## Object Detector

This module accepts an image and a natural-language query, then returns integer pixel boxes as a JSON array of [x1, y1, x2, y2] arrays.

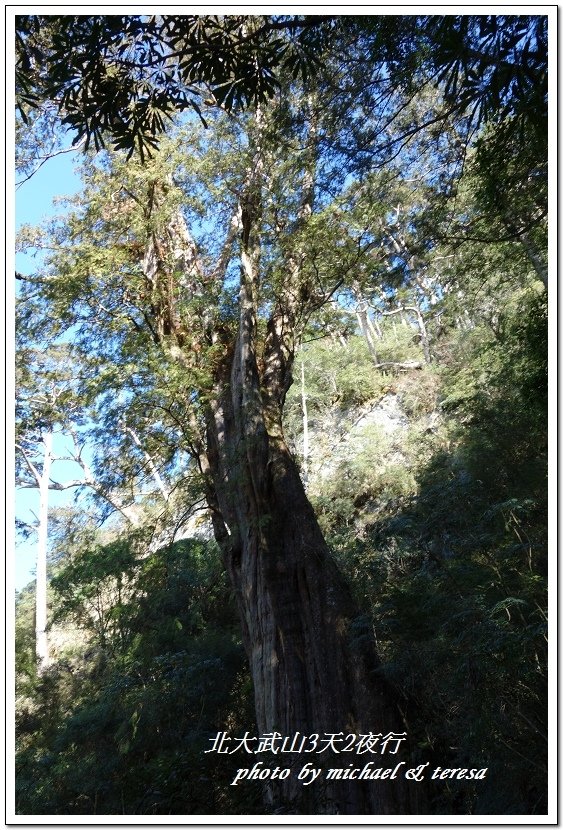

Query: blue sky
[[16, 149, 81, 265], [15, 146, 83, 591]]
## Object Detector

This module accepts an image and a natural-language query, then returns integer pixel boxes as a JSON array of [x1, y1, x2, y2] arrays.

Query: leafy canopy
[[15, 15, 336, 158], [16, 14, 547, 162]]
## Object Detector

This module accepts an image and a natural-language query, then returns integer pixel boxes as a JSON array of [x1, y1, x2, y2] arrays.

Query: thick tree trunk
[[203, 308, 416, 813], [206, 392, 415, 813]]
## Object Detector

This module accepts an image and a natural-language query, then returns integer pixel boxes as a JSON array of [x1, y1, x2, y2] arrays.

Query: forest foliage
[[14, 13, 548, 816]]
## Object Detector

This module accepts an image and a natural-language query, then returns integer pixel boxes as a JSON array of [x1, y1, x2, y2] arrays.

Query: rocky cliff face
[[283, 365, 444, 539], [311, 392, 410, 484]]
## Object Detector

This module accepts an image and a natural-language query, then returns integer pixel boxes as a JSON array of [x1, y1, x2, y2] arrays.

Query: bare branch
[[15, 271, 55, 285], [16, 137, 87, 189], [124, 425, 170, 502], [48, 478, 86, 490], [15, 442, 42, 486]]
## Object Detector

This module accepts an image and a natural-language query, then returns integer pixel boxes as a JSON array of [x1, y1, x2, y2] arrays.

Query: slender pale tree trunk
[[519, 231, 548, 289], [35, 430, 53, 674], [414, 306, 431, 364], [356, 304, 380, 364], [383, 305, 431, 364], [301, 359, 310, 486]]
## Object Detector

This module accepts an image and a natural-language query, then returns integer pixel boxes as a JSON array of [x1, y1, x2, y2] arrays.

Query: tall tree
[[14, 12, 547, 814], [19, 89, 423, 810]]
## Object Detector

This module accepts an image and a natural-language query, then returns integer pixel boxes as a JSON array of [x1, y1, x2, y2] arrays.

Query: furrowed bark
[[206, 330, 415, 813]]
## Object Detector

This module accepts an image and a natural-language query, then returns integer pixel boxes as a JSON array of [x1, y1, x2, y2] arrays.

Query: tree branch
[[15, 443, 42, 486], [15, 137, 87, 189]]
